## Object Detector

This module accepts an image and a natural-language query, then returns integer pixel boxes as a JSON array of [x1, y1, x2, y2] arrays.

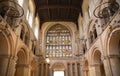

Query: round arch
[[52, 62, 66, 71], [105, 27, 120, 76], [92, 50, 101, 64], [15, 45, 29, 63], [14, 47, 29, 76], [90, 47, 101, 64], [91, 50, 106, 76], [51, 62, 66, 76], [16, 49, 27, 64]]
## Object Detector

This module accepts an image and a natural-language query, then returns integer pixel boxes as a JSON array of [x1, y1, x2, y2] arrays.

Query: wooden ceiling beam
[[38, 5, 80, 11], [48, 8, 50, 20]]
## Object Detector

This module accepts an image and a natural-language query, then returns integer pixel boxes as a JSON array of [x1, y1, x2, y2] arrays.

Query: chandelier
[[93, 1, 119, 19], [0, 0, 24, 18]]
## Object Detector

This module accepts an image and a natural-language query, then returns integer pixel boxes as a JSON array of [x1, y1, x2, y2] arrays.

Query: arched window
[[24, 32, 29, 46], [20, 25, 25, 40], [46, 24, 72, 58], [90, 31, 93, 44], [93, 26, 97, 39], [83, 43, 87, 54]]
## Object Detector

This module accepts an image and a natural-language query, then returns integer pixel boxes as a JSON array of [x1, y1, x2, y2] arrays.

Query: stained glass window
[[46, 24, 72, 58]]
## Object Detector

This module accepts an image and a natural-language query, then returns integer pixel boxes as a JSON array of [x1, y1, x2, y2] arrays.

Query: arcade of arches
[[0, 0, 120, 76]]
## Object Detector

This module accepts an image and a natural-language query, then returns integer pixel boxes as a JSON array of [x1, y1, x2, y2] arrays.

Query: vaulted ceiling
[[34, 0, 83, 28]]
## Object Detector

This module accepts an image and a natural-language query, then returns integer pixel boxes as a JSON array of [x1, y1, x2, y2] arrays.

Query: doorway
[[54, 71, 64, 76]]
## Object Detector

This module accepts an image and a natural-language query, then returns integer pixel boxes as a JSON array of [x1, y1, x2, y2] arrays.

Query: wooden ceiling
[[34, 0, 83, 27]]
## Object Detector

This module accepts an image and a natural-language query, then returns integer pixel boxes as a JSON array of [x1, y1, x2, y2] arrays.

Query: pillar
[[45, 63, 47, 76], [102, 56, 112, 76], [7, 56, 17, 76], [41, 63, 43, 76], [66, 64, 68, 76], [85, 68, 89, 76], [94, 64, 102, 76], [0, 55, 10, 76], [70, 63, 73, 76], [102, 55, 120, 76], [80, 64, 83, 76], [75, 63, 78, 76], [33, 61, 39, 76]]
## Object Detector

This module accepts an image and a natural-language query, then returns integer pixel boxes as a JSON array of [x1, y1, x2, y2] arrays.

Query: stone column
[[46, 64, 48, 76], [34, 61, 39, 76], [70, 63, 73, 76], [84, 68, 89, 76], [94, 64, 102, 76], [7, 56, 17, 76], [41, 63, 43, 76], [102, 56, 112, 76], [109, 55, 120, 76], [90, 63, 106, 76], [66, 64, 68, 76], [80, 64, 82, 76], [0, 55, 10, 76], [75, 63, 78, 76]]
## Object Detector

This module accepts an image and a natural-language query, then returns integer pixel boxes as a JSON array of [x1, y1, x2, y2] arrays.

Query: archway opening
[[52, 63, 65, 76], [54, 71, 64, 76], [93, 50, 105, 76], [0, 32, 10, 75], [15, 50, 27, 76], [108, 30, 120, 76], [109, 30, 120, 55]]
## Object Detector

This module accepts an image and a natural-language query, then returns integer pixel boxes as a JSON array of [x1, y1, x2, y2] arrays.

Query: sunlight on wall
[[54, 71, 64, 76], [28, 13, 33, 27], [26, 9, 29, 21], [26, 0, 35, 28], [17, 0, 24, 6], [29, 0, 34, 12], [34, 16, 39, 39]]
